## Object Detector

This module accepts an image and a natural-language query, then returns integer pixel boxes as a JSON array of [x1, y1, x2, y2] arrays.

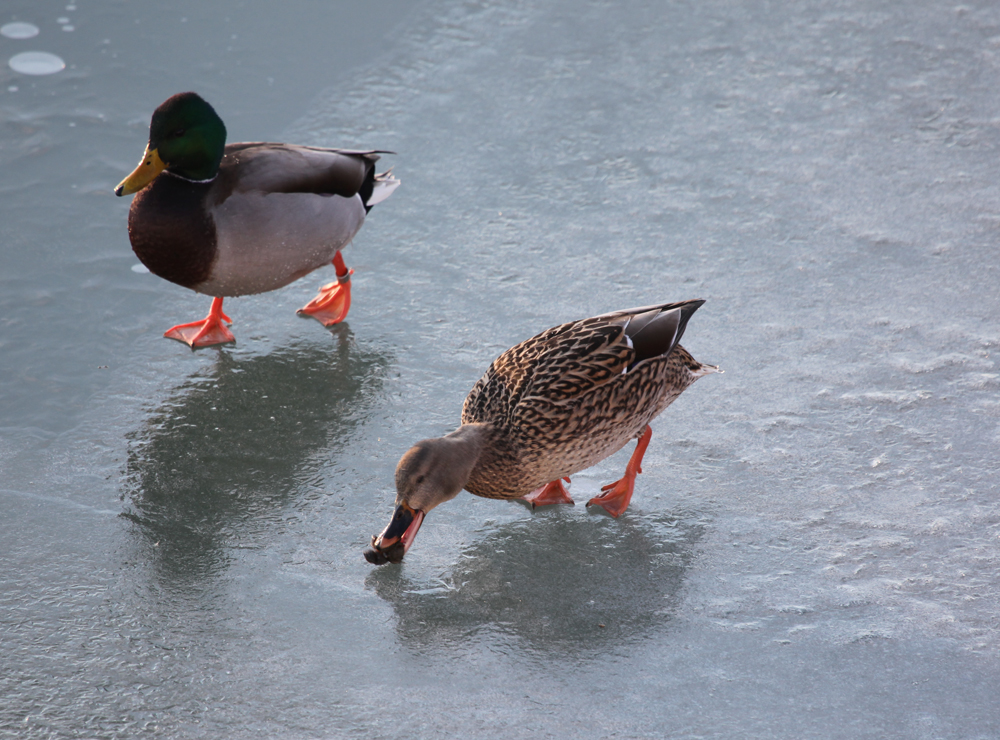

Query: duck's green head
[[115, 92, 227, 196]]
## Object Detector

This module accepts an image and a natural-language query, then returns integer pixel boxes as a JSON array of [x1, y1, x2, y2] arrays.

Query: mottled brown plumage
[[128, 175, 217, 289], [364, 299, 719, 564]]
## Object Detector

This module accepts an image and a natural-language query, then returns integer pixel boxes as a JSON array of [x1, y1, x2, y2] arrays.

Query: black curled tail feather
[[625, 299, 705, 370], [356, 152, 400, 213], [358, 159, 378, 212]]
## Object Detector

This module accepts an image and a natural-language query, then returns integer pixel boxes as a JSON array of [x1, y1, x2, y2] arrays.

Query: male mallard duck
[[364, 299, 719, 564], [115, 92, 399, 347]]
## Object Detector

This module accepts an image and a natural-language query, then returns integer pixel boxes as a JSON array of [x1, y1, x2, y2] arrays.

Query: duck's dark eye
[[172, 128, 186, 138], [414, 474, 426, 486]]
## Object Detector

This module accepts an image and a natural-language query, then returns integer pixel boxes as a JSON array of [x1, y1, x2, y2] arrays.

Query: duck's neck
[[439, 423, 493, 477], [437, 423, 493, 493]]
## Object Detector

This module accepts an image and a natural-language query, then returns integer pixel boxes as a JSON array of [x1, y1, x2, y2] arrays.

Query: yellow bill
[[114, 144, 167, 196]]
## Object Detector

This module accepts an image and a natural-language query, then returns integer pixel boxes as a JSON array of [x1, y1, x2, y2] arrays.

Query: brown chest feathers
[[128, 174, 217, 289]]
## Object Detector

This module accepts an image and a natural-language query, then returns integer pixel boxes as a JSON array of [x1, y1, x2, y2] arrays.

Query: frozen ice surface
[[294, 0, 1000, 646], [2, 0, 1000, 738]]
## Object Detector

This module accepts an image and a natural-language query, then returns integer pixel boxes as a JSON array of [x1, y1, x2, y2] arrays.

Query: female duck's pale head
[[115, 92, 227, 196], [364, 425, 489, 565]]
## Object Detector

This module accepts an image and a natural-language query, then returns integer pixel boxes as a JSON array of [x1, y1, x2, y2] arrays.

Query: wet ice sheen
[[2, 0, 1000, 738]]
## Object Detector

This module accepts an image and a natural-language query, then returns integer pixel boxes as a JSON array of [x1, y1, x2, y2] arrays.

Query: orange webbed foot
[[164, 297, 235, 348], [585, 425, 653, 518], [299, 251, 353, 326], [586, 476, 636, 518], [298, 270, 353, 326], [522, 477, 574, 509]]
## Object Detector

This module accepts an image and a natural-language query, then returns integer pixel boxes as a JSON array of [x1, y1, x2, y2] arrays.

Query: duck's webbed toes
[[298, 270, 353, 326]]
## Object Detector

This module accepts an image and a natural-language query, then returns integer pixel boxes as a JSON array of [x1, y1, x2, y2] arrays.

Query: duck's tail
[[362, 167, 400, 212], [693, 362, 722, 377]]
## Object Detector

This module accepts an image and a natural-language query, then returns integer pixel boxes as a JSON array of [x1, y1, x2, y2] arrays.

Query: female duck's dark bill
[[363, 503, 424, 565], [363, 539, 405, 565]]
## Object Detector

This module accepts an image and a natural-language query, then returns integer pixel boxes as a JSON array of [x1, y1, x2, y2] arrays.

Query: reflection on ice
[[121, 329, 390, 587], [367, 512, 704, 657]]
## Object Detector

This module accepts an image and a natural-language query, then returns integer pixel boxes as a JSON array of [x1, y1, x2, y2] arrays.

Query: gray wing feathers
[[222, 143, 374, 197]]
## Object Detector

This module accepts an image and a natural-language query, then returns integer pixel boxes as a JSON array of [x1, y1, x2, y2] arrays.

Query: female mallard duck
[[364, 299, 719, 564], [115, 92, 399, 347]]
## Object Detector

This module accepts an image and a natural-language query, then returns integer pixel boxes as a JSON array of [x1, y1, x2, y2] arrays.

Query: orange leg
[[522, 477, 574, 508], [163, 296, 235, 348], [297, 250, 353, 326], [586, 425, 653, 517]]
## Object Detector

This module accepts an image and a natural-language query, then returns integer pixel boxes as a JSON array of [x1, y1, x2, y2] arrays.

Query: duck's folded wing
[[514, 317, 634, 403], [220, 142, 387, 198], [463, 300, 706, 424], [463, 316, 632, 426]]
